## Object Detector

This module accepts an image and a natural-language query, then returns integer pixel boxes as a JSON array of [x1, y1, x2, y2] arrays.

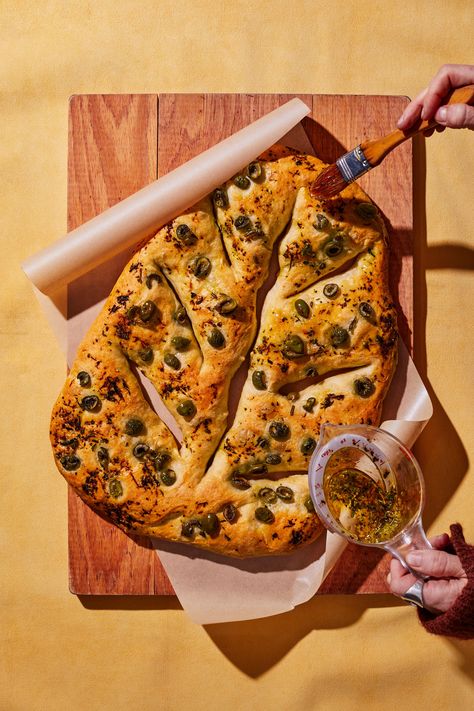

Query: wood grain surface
[[67, 93, 412, 596]]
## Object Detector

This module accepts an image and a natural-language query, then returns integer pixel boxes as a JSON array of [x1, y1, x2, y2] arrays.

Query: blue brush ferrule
[[336, 145, 371, 183]]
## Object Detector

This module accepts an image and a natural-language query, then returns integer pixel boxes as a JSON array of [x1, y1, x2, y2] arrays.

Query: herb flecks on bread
[[50, 148, 397, 557]]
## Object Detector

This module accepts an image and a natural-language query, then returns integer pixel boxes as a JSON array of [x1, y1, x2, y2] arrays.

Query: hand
[[387, 533, 468, 614], [398, 64, 474, 134]]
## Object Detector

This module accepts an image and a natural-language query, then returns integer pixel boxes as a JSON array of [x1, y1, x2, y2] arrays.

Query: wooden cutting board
[[67, 93, 412, 596]]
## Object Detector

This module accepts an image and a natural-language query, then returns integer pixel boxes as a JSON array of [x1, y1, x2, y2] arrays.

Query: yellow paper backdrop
[[1, 1, 473, 709]]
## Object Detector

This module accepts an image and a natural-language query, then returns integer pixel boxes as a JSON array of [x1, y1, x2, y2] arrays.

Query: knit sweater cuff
[[417, 524, 474, 640]]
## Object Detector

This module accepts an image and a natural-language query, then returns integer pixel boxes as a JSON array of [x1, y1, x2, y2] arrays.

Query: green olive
[[276, 486, 294, 502], [176, 223, 197, 245], [133, 442, 149, 459], [255, 506, 274, 524], [164, 353, 181, 370], [302, 241, 314, 258], [59, 437, 78, 449], [176, 223, 190, 238], [269, 421, 290, 441], [60, 454, 81, 471], [265, 452, 282, 465], [108, 479, 123, 498], [348, 317, 358, 333], [356, 202, 377, 220], [354, 377, 375, 398], [212, 188, 228, 208], [139, 301, 157, 322], [201, 513, 219, 535], [160, 469, 176, 486], [230, 475, 251, 490], [181, 520, 197, 538], [150, 450, 171, 471], [139, 347, 153, 363], [282, 334, 305, 359], [246, 228, 265, 240], [247, 162, 262, 180], [330, 325, 349, 347], [145, 273, 161, 288], [171, 336, 191, 352], [233, 463, 249, 477], [124, 418, 144, 436], [248, 463, 268, 477], [252, 370, 267, 390], [313, 213, 329, 230], [77, 371, 91, 387], [258, 487, 277, 504], [324, 236, 344, 258], [302, 397, 316, 413], [359, 301, 376, 322], [323, 283, 340, 299], [126, 306, 138, 322], [222, 503, 238, 523], [80, 395, 101, 412], [301, 437, 316, 455], [191, 256, 211, 279], [207, 328, 225, 349], [97, 446, 109, 469], [173, 306, 189, 326], [233, 175, 250, 189], [304, 495, 315, 513], [234, 215, 252, 232], [176, 400, 196, 418], [295, 299, 310, 319], [216, 296, 238, 315]]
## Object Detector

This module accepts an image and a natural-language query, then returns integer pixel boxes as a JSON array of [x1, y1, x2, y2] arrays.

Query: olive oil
[[324, 468, 408, 543]]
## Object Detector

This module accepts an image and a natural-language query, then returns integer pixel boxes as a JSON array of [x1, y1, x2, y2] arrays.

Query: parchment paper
[[23, 101, 432, 624]]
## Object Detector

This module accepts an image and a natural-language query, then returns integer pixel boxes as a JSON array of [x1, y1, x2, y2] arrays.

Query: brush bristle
[[309, 164, 348, 199]]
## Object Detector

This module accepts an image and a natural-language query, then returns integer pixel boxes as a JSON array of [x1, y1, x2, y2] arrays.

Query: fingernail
[[436, 106, 447, 123], [406, 552, 421, 566], [397, 112, 406, 128]]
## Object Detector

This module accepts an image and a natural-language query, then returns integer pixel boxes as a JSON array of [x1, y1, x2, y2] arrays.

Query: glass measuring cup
[[308, 424, 432, 577]]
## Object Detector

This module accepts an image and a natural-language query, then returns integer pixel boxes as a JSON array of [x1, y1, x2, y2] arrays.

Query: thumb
[[406, 549, 465, 579], [435, 103, 474, 130]]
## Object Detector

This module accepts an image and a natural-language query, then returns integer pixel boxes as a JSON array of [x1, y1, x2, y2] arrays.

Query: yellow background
[[2, 1, 473, 709]]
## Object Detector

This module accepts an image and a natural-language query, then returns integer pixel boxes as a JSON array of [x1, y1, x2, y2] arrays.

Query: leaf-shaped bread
[[50, 147, 398, 557]]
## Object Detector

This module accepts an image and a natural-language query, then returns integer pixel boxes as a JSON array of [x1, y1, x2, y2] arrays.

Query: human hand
[[387, 533, 468, 614], [398, 64, 474, 134]]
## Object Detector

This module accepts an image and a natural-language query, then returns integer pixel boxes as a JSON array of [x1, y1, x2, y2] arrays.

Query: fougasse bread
[[50, 146, 398, 557]]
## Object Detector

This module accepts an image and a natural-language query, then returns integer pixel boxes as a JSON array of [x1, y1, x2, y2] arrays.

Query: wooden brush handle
[[361, 84, 474, 166]]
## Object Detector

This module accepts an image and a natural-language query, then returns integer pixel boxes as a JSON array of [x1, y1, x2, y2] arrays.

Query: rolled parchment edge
[[22, 98, 311, 294]]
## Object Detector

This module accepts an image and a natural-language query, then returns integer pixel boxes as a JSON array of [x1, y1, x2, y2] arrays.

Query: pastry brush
[[310, 84, 474, 199]]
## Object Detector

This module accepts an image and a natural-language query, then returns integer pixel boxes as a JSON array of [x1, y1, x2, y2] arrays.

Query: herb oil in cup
[[309, 425, 431, 569], [324, 468, 408, 544]]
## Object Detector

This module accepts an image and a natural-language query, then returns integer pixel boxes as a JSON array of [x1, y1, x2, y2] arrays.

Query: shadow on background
[[79, 594, 182, 612], [203, 594, 403, 677], [410, 135, 469, 530], [425, 243, 474, 270]]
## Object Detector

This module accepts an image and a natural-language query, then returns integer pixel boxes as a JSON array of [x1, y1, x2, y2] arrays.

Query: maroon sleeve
[[417, 524, 474, 639]]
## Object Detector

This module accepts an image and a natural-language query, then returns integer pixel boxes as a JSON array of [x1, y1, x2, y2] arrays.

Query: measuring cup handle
[[384, 520, 433, 580]]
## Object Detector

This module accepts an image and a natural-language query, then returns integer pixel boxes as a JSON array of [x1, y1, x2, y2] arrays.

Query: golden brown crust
[[50, 148, 398, 557]]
